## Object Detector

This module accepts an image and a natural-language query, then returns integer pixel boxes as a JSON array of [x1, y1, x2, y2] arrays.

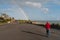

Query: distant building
[[0, 13, 11, 20], [0, 13, 15, 23]]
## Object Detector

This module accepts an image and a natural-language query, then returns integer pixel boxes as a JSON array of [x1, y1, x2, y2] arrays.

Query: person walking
[[45, 22, 51, 37]]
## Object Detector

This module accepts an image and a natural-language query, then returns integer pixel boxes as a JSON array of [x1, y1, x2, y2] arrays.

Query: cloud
[[42, 8, 49, 13], [25, 1, 42, 8], [2, 0, 49, 13], [24, 1, 49, 13], [53, 0, 60, 5], [1, 0, 60, 15], [0, 0, 60, 5], [44, 0, 60, 5], [0, 0, 49, 14]]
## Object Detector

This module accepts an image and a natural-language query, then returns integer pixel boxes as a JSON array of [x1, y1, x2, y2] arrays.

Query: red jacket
[[45, 22, 51, 30]]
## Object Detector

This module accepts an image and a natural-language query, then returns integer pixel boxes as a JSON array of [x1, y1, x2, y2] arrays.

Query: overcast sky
[[0, 0, 60, 20]]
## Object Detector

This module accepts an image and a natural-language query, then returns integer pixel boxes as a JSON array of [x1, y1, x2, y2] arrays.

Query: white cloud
[[25, 1, 49, 13], [1, 0, 60, 17], [0, 0, 50, 14], [41, 8, 49, 13], [0, 0, 60, 5], [25, 1, 42, 8]]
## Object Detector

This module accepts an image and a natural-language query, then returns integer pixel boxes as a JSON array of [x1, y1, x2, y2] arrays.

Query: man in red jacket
[[45, 22, 51, 37]]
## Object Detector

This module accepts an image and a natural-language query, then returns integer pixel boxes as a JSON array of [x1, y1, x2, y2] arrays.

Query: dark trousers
[[46, 29, 50, 37]]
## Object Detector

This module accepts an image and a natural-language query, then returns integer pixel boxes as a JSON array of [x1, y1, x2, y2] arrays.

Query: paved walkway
[[0, 24, 60, 40]]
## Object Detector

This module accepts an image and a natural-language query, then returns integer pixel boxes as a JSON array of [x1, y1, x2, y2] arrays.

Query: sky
[[0, 0, 60, 20]]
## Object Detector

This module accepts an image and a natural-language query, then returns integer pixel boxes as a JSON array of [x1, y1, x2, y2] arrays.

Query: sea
[[32, 20, 60, 24]]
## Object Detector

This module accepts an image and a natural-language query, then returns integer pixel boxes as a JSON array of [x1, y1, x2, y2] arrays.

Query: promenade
[[0, 23, 60, 40]]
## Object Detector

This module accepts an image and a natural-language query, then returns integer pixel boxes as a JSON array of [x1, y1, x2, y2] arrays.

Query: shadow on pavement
[[22, 30, 47, 37]]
